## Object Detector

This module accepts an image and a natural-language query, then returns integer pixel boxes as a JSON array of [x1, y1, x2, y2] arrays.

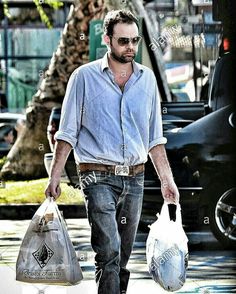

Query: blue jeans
[[80, 171, 144, 294]]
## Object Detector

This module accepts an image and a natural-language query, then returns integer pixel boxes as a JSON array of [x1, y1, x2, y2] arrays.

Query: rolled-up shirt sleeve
[[55, 69, 83, 148], [148, 77, 167, 151]]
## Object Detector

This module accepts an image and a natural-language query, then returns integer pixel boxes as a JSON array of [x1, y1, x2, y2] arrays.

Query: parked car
[[0, 112, 26, 158], [44, 52, 236, 248]]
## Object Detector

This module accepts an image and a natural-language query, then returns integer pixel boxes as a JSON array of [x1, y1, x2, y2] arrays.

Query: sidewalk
[[1, 266, 235, 294], [0, 219, 235, 294], [0, 203, 87, 220]]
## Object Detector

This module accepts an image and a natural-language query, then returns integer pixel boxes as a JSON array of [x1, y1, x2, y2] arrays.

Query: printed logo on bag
[[32, 242, 54, 268], [150, 244, 180, 271]]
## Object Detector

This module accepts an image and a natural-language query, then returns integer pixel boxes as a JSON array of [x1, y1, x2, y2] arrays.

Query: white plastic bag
[[16, 197, 83, 285], [146, 202, 188, 292]]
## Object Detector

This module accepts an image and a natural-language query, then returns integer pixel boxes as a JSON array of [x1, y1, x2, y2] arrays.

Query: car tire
[[209, 187, 236, 249]]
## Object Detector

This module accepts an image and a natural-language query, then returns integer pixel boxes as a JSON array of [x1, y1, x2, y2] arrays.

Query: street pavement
[[0, 219, 235, 294]]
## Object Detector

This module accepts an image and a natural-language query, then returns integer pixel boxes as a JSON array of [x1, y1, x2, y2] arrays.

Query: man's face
[[4, 130, 14, 144], [106, 22, 140, 64]]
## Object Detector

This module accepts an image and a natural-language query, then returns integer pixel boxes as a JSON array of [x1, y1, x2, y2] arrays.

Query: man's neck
[[107, 52, 133, 76]]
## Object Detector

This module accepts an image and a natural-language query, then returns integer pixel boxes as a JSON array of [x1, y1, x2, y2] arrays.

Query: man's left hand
[[161, 178, 179, 204]]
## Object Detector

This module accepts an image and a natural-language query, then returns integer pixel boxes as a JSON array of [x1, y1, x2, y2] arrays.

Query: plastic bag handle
[[36, 197, 55, 232], [46, 195, 54, 202], [39, 197, 53, 219], [49, 196, 54, 200], [175, 203, 182, 225], [161, 202, 182, 225], [160, 202, 170, 222]]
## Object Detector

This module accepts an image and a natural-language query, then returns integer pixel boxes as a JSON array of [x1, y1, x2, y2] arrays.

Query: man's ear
[[103, 34, 110, 46]]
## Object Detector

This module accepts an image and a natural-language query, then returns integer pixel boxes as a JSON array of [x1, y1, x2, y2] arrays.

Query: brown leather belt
[[79, 163, 144, 176]]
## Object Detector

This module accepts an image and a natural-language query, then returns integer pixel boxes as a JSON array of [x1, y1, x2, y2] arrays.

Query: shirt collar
[[101, 52, 143, 76]]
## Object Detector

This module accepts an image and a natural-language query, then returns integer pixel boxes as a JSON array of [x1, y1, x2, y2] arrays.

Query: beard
[[110, 48, 136, 64]]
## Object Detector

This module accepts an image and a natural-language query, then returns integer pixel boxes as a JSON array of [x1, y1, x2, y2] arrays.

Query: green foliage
[[0, 178, 83, 204], [3, 0, 64, 29], [34, 0, 64, 28], [33, 0, 53, 29], [3, 0, 11, 18], [164, 18, 179, 27], [44, 0, 64, 10], [0, 156, 7, 170]]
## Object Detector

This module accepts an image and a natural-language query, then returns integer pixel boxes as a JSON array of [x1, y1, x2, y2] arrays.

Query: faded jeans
[[80, 171, 144, 294]]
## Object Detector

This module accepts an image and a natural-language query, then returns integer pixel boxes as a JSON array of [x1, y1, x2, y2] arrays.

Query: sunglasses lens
[[132, 37, 141, 45], [116, 36, 142, 46], [118, 38, 130, 46]]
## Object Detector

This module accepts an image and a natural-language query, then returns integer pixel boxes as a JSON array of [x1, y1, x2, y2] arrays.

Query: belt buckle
[[115, 165, 129, 176]]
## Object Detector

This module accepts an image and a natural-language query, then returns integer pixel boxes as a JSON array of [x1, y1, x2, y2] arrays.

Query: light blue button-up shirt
[[55, 53, 167, 165]]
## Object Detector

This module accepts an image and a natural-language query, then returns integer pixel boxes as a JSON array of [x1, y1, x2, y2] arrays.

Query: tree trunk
[[1, 0, 106, 180]]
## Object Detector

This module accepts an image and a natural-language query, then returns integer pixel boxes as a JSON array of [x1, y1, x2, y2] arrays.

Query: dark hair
[[3, 126, 17, 140], [103, 10, 139, 36], [3, 126, 13, 137]]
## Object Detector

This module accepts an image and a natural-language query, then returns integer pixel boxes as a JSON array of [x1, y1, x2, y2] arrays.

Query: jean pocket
[[135, 173, 145, 186]]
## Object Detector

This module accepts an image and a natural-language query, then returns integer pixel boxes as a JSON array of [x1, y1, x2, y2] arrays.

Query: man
[[3, 127, 16, 144], [45, 10, 179, 294]]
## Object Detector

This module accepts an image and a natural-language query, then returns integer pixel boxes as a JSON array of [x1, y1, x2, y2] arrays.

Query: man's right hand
[[45, 178, 61, 200], [44, 140, 72, 200]]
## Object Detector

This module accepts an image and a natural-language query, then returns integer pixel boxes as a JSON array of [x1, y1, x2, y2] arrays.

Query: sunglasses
[[110, 36, 142, 46]]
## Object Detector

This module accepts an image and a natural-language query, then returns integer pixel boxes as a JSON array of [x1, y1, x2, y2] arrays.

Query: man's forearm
[[149, 144, 173, 184], [49, 140, 72, 180]]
